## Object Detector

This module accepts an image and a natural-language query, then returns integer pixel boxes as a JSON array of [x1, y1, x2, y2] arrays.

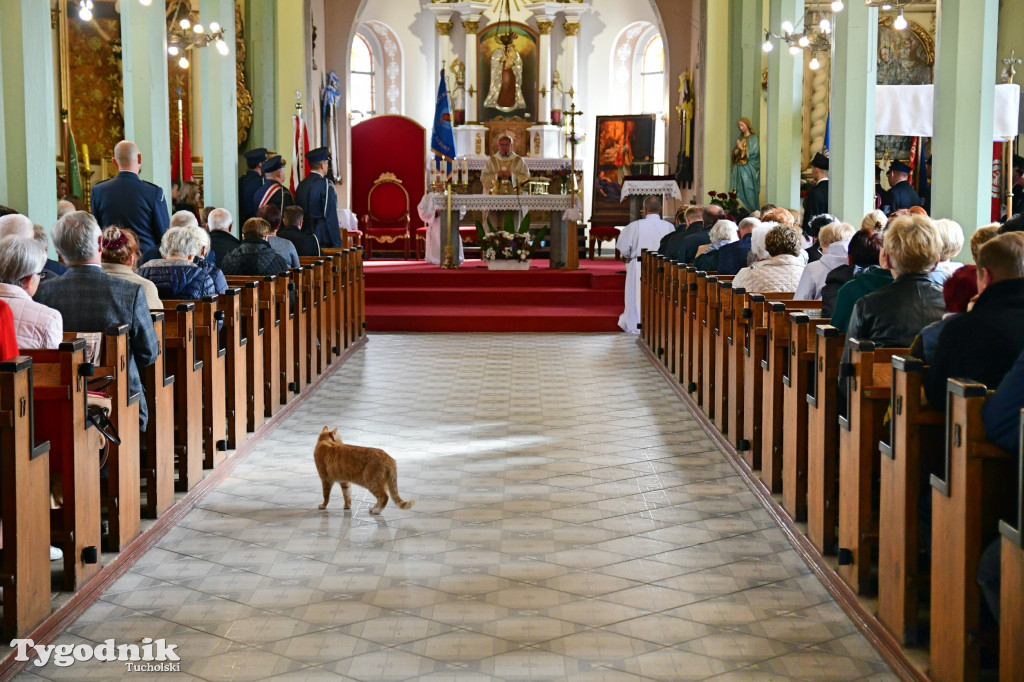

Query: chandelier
[[167, 0, 229, 69], [762, 7, 842, 71]]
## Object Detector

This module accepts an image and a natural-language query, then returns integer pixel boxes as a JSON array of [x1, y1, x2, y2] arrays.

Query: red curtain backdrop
[[352, 116, 426, 231]]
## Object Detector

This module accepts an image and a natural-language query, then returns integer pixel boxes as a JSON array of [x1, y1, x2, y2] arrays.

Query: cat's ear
[[330, 428, 339, 440], [321, 426, 329, 435]]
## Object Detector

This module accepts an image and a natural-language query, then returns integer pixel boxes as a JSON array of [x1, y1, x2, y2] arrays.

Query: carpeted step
[[367, 303, 623, 332], [367, 286, 622, 307]]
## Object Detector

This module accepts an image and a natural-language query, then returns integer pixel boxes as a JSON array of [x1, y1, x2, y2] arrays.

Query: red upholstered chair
[[362, 172, 411, 259], [589, 225, 621, 259]]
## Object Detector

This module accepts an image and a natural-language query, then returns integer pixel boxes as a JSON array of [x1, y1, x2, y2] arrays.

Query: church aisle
[[17, 334, 895, 681]]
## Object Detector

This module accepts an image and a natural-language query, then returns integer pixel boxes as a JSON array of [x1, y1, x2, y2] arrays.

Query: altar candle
[[82, 144, 90, 171], [461, 157, 467, 184]]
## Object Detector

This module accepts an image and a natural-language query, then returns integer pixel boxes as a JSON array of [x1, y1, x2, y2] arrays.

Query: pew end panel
[[158, 303, 204, 492], [140, 313, 175, 519], [999, 413, 1023, 682], [807, 325, 844, 555]]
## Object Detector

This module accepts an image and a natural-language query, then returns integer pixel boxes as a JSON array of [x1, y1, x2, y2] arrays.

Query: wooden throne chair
[[362, 172, 411, 259]]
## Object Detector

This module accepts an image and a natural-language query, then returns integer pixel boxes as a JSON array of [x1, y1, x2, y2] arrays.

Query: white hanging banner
[[875, 83, 1020, 140]]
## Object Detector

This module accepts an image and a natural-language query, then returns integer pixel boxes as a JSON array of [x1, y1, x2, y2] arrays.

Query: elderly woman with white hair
[[183, 221, 228, 294], [794, 221, 857, 300], [933, 218, 965, 280], [692, 220, 739, 273], [138, 227, 217, 300], [0, 235, 63, 348]]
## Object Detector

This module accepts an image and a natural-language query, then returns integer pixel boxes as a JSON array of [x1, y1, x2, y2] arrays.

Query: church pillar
[[765, 0, 803, 209], [561, 19, 580, 112], [534, 16, 553, 123], [0, 0, 56, 223], [246, 0, 277, 153], [829, 2, 877, 221], [121, 0, 172, 200], [727, 0, 764, 146], [462, 15, 483, 124], [434, 18, 453, 75], [931, 0, 999, 239], [200, 0, 239, 220]]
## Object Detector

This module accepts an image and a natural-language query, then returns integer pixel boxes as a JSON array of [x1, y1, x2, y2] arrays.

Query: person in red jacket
[[0, 299, 17, 361]]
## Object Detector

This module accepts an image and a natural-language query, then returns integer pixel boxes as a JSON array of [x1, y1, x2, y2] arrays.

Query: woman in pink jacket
[[0, 234, 63, 349]]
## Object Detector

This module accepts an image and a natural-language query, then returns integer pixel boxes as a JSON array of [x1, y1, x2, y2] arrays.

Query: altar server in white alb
[[617, 196, 675, 334], [417, 185, 465, 266]]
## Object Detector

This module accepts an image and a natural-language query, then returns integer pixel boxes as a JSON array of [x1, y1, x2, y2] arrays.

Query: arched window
[[639, 34, 666, 168], [351, 35, 375, 122]]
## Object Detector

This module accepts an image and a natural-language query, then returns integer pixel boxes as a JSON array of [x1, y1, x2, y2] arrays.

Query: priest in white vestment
[[617, 196, 675, 334], [481, 135, 529, 194], [417, 192, 465, 266]]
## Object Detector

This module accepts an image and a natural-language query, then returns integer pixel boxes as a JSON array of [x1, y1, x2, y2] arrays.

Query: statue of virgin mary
[[484, 35, 526, 113]]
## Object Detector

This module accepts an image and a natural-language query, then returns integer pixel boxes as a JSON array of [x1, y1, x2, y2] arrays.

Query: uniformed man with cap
[[252, 155, 295, 214], [239, 148, 267, 223], [802, 151, 829, 235], [882, 160, 922, 213], [90, 140, 170, 254], [295, 147, 341, 248]]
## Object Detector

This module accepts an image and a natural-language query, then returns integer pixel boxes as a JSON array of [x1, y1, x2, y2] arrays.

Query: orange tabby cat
[[314, 427, 415, 514]]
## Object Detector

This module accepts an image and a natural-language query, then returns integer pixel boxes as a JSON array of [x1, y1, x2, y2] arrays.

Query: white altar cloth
[[875, 84, 1020, 139], [619, 179, 683, 201]]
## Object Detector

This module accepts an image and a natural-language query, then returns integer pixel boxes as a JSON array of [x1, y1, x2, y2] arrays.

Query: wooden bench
[[664, 260, 680, 376], [94, 325, 141, 552], [724, 286, 748, 450], [218, 287, 247, 450], [688, 270, 708, 404], [711, 278, 736, 435], [298, 258, 330, 376], [806, 325, 844, 555], [274, 272, 297, 404], [739, 293, 793, 469], [781, 312, 832, 522], [0, 357, 52, 637], [699, 273, 721, 420], [876, 355, 945, 645], [22, 340, 101, 591], [1000, 427, 1024, 681], [930, 379, 1016, 681], [224, 279, 266, 433], [640, 250, 652, 350], [157, 303, 203, 492], [678, 266, 697, 389], [140, 313, 175, 519], [759, 300, 822, 494], [837, 340, 907, 594], [349, 247, 366, 342], [288, 268, 310, 394]]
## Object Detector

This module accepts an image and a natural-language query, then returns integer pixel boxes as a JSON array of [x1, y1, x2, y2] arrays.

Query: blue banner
[[430, 69, 457, 174], [822, 113, 830, 154]]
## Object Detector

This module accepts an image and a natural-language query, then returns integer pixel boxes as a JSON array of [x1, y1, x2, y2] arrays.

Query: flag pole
[[176, 87, 184, 184]]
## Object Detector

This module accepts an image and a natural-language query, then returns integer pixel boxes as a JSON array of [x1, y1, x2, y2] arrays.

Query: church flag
[[66, 126, 83, 199], [321, 71, 341, 181], [290, 113, 310, 194], [430, 68, 457, 177], [171, 125, 193, 184]]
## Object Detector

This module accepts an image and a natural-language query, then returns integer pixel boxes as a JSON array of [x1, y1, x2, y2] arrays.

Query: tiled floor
[[15, 334, 896, 681]]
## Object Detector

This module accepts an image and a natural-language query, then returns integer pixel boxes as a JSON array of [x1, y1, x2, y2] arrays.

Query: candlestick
[[81, 144, 90, 171]]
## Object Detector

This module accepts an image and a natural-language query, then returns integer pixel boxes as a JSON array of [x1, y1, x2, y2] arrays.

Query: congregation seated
[[207, 207, 241, 266], [657, 205, 702, 261], [922, 232, 1024, 408], [676, 204, 726, 264], [138, 227, 217, 300], [220, 218, 290, 277], [933, 218, 966, 280], [803, 213, 838, 264], [34, 210, 158, 429], [732, 225, 806, 293], [0, 234, 63, 348], [715, 216, 759, 275], [277, 205, 321, 257], [829, 231, 893, 333], [258, 204, 300, 268], [692, 219, 738, 272], [841, 214, 945, 366], [99, 226, 163, 310], [794, 220, 855, 300], [31, 222, 67, 280], [184, 220, 227, 294], [140, 209, 204, 264], [173, 180, 203, 225]]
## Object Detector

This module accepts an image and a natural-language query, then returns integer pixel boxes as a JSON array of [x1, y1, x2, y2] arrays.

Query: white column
[[765, 0, 803, 209], [200, 0, 239, 220], [462, 15, 483, 123], [534, 16, 554, 123], [435, 17, 453, 73], [931, 0, 999, 238], [561, 19, 580, 110]]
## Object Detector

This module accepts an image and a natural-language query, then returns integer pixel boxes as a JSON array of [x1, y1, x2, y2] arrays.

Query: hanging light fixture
[[893, 11, 908, 30], [164, 0, 228, 68], [78, 0, 94, 21]]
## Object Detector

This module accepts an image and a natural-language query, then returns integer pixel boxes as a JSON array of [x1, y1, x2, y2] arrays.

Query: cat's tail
[[388, 465, 415, 510]]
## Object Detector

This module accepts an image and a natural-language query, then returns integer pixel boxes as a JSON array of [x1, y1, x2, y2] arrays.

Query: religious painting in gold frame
[[591, 114, 656, 225], [875, 15, 934, 163], [477, 22, 538, 123]]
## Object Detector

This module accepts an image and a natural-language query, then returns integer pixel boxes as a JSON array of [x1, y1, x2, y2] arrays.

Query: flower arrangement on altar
[[475, 213, 548, 264], [569, 132, 586, 146], [550, 163, 572, 193], [707, 189, 740, 214]]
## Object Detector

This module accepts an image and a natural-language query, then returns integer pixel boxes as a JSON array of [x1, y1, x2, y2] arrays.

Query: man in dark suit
[[34, 211, 158, 429], [882, 160, 922, 213], [657, 205, 701, 261], [90, 140, 170, 254], [672, 204, 724, 264], [206, 208, 241, 266], [802, 152, 829, 234], [1011, 155, 1024, 218], [238, 148, 267, 224], [252, 155, 294, 214], [278, 205, 321, 257], [295, 147, 342, 248]]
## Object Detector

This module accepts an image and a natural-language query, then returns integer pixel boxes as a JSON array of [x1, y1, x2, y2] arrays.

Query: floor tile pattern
[[15, 334, 895, 680]]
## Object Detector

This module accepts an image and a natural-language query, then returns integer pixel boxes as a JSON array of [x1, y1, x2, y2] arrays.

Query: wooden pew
[[639, 250, 651, 349], [224, 278, 266, 432], [807, 324, 844, 555], [837, 340, 907, 594], [0, 357, 52, 637], [298, 258, 330, 376], [320, 252, 343, 359], [94, 325, 141, 552], [699, 273, 720, 420], [739, 294, 793, 469], [322, 248, 350, 353], [649, 255, 663, 360], [689, 270, 708, 405], [288, 267, 310, 394], [1000, 428, 1024, 682], [877, 355, 945, 645], [930, 379, 1016, 681], [351, 246, 367, 340], [140, 312, 175, 519], [725, 286, 748, 450], [781, 312, 831, 522], [275, 271, 298, 403], [158, 303, 203, 492], [670, 261, 684, 380], [664, 260, 679, 376], [678, 266, 697, 388], [218, 287, 247, 450], [22, 340, 101, 591], [711, 278, 736, 434], [760, 300, 822, 493]]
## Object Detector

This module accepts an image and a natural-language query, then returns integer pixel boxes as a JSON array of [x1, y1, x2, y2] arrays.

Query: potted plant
[[475, 213, 547, 270], [707, 189, 740, 215]]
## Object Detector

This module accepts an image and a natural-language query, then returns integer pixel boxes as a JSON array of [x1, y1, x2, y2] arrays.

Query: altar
[[432, 192, 581, 269]]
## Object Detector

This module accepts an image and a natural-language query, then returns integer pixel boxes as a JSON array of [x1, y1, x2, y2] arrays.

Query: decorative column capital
[[536, 20, 553, 35], [462, 18, 480, 33], [435, 21, 453, 36], [563, 21, 580, 37]]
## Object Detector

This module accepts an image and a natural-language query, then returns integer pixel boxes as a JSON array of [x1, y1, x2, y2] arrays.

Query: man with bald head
[[90, 140, 170, 253]]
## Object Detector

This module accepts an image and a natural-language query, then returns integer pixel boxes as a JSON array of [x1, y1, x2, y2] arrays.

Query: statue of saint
[[484, 36, 525, 113], [730, 117, 760, 212]]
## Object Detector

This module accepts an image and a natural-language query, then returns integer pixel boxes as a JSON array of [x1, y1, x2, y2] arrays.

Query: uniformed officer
[[295, 147, 341, 248], [90, 140, 170, 254], [882, 160, 922, 214], [239, 148, 267, 223], [802, 152, 829, 235], [252, 155, 295, 214]]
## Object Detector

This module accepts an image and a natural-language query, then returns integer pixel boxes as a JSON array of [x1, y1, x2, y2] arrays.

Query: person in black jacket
[[802, 152, 829, 235], [239, 148, 267, 223], [923, 232, 1024, 407], [278, 205, 321, 257], [658, 205, 701, 260], [882, 161, 922, 214], [138, 227, 217, 300], [207, 208, 241, 267], [672, 204, 724, 264], [220, 218, 289, 277]]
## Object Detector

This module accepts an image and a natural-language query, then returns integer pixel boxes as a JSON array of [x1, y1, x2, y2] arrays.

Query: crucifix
[[565, 100, 583, 192]]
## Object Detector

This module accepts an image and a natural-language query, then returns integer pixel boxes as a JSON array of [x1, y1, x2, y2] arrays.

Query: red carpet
[[365, 259, 626, 332]]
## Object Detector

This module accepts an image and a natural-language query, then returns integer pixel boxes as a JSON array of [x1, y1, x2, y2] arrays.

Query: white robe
[[617, 214, 675, 334], [417, 193, 465, 266]]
